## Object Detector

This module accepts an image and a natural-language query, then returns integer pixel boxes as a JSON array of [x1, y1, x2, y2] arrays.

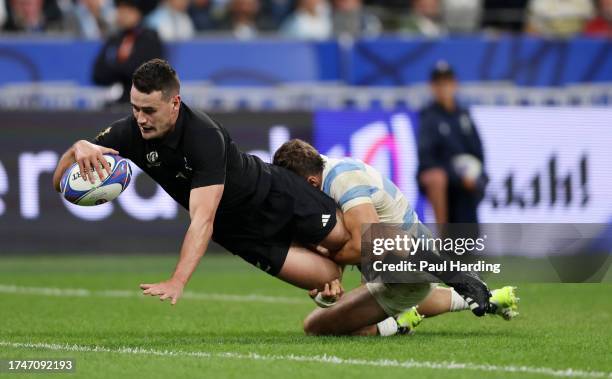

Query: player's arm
[[174, 185, 223, 284], [417, 114, 450, 223], [52, 140, 119, 192], [140, 184, 224, 305], [140, 126, 227, 305], [331, 203, 380, 265]]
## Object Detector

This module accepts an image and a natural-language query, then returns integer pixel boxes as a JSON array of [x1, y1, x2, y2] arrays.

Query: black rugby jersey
[[93, 102, 271, 211]]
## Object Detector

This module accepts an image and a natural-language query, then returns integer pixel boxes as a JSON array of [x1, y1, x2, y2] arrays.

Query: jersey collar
[[320, 154, 331, 194]]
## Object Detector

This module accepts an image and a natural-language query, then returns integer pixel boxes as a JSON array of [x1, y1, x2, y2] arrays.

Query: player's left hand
[[462, 177, 477, 192], [139, 278, 184, 305]]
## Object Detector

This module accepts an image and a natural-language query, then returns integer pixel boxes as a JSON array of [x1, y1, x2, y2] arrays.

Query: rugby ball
[[60, 155, 132, 206], [452, 154, 482, 181]]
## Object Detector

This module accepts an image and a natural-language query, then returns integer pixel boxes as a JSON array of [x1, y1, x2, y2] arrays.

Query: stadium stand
[[0, 0, 610, 110]]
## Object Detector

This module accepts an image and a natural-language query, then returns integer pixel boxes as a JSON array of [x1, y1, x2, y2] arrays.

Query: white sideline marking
[[0, 284, 308, 304], [0, 341, 610, 378]]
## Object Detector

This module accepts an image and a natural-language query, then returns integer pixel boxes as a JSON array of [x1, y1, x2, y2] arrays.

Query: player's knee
[[303, 312, 326, 336], [303, 315, 318, 335], [303, 308, 344, 336]]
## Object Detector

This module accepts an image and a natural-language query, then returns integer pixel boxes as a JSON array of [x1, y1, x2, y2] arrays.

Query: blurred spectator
[[146, 0, 194, 41], [584, 0, 612, 37], [210, 0, 231, 14], [63, 0, 115, 39], [92, 0, 164, 104], [442, 0, 481, 33], [43, 0, 64, 24], [281, 0, 332, 39], [3, 0, 66, 32], [364, 0, 405, 8], [219, 0, 260, 39], [332, 0, 382, 38], [259, 0, 294, 29], [137, 0, 159, 15], [0, 0, 6, 27], [399, 0, 445, 37], [482, 0, 528, 32], [525, 0, 594, 37], [417, 61, 487, 227], [188, 0, 215, 31]]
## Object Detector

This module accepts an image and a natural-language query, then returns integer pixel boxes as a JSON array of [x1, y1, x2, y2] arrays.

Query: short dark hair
[[273, 139, 325, 178], [132, 59, 180, 99]]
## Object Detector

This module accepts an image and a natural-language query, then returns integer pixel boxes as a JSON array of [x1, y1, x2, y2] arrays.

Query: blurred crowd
[[1, 0, 611, 40]]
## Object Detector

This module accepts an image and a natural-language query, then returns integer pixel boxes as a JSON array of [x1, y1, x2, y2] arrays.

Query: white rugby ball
[[60, 154, 132, 206], [452, 154, 482, 181]]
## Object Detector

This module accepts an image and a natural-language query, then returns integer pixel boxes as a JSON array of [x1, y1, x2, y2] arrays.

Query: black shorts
[[212, 165, 338, 276]]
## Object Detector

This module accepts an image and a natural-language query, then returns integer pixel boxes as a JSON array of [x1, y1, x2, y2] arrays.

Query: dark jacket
[[417, 101, 487, 223], [92, 26, 164, 103]]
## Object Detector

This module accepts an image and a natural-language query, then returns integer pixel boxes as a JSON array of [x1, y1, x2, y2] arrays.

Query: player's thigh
[[277, 244, 342, 291], [303, 285, 387, 336]]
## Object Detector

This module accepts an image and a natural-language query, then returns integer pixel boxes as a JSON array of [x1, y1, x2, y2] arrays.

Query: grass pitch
[[0, 254, 611, 379]]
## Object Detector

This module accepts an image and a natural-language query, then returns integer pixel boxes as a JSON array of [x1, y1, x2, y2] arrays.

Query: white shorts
[[366, 282, 437, 317]]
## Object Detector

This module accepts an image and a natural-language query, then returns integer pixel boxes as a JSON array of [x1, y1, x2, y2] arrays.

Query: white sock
[[450, 288, 470, 312], [377, 317, 399, 336]]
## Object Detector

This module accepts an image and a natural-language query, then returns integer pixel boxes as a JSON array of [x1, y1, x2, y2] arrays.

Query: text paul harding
[[368, 234, 501, 274]]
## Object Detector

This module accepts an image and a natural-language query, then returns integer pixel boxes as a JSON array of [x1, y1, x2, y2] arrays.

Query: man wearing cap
[[417, 61, 488, 231], [92, 0, 164, 105]]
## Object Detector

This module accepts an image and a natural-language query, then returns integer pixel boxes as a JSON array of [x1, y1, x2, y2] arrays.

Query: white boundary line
[[1, 285, 611, 378], [0, 284, 308, 304], [0, 341, 610, 378]]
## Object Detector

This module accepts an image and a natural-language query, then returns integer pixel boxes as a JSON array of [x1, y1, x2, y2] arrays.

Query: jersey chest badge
[[146, 150, 161, 167]]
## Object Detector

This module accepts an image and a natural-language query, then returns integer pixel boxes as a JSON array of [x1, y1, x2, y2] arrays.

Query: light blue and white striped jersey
[[321, 156, 419, 227]]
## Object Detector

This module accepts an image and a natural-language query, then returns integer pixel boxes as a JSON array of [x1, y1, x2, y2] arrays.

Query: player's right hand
[[309, 279, 344, 308], [73, 140, 119, 184]]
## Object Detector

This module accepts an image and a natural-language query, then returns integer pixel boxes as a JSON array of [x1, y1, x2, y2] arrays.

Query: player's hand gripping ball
[[60, 155, 132, 206]]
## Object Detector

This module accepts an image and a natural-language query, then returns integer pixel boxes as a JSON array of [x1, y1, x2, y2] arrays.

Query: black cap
[[430, 60, 456, 82], [114, 0, 159, 15]]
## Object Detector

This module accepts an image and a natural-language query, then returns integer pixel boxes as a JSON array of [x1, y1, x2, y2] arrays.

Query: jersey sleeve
[[184, 127, 227, 189], [329, 170, 377, 213]]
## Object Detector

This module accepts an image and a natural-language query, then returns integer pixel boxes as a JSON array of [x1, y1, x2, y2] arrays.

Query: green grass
[[0, 254, 611, 379]]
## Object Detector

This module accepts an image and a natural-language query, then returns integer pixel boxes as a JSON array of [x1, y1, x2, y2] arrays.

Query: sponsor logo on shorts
[[321, 214, 331, 227]]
